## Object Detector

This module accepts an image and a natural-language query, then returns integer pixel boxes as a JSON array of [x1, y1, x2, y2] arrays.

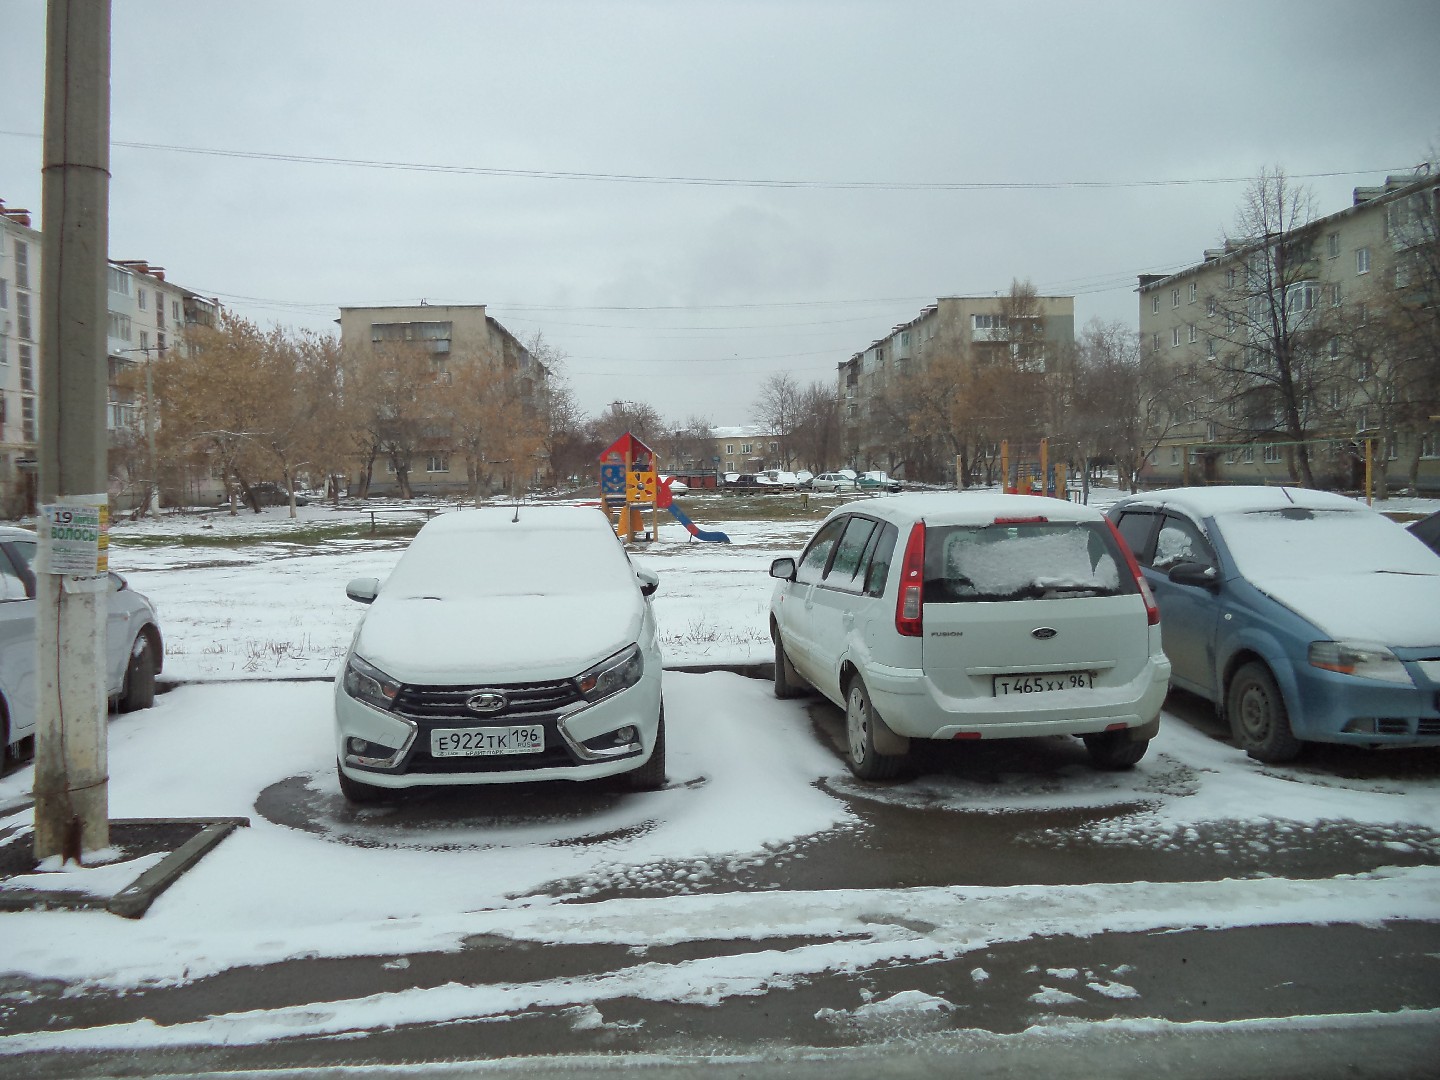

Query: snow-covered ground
[[0, 490, 1437, 1057]]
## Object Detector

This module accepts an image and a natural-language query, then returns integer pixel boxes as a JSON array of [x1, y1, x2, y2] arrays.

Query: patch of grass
[[115, 520, 425, 549], [679, 493, 844, 522]]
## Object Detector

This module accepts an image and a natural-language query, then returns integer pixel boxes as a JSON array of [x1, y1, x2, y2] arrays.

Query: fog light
[[615, 726, 637, 744], [348, 737, 368, 754], [1342, 718, 1378, 734]]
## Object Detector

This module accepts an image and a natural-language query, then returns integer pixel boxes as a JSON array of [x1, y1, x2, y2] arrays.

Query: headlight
[[575, 644, 644, 703], [1308, 641, 1414, 686], [343, 654, 403, 710]]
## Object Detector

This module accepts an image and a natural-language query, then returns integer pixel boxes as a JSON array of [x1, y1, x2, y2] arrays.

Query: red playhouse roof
[[598, 432, 654, 463]]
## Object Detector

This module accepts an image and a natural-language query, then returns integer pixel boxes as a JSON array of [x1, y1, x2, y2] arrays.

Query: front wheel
[[1227, 662, 1301, 763], [845, 678, 903, 780], [118, 632, 157, 713], [1083, 730, 1149, 770], [773, 629, 807, 699], [337, 761, 386, 804], [627, 706, 667, 791]]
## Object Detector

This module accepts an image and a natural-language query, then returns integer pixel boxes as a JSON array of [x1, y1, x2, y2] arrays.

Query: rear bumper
[[864, 657, 1171, 741]]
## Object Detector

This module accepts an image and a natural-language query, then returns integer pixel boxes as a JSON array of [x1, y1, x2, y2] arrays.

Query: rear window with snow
[[385, 520, 637, 598], [923, 522, 1130, 603]]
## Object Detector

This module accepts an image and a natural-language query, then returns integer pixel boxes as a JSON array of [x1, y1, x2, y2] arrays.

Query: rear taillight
[[895, 522, 926, 637], [1105, 517, 1160, 626]]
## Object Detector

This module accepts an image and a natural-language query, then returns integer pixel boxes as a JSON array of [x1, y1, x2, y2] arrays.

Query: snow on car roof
[[1115, 485, 1360, 518], [824, 492, 1105, 526], [384, 505, 637, 598]]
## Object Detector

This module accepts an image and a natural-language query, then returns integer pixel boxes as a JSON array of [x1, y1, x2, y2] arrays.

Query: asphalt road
[[3, 685, 1439, 1079]]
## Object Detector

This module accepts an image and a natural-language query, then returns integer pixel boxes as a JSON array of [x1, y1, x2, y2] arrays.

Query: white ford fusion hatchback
[[334, 506, 665, 802], [769, 493, 1171, 778]]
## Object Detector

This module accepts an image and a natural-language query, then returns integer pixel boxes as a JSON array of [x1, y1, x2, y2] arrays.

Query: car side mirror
[[770, 557, 797, 582], [345, 576, 381, 604], [636, 568, 660, 597], [1168, 561, 1218, 589]]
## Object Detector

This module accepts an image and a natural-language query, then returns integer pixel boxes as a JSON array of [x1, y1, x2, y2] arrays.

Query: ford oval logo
[[1031, 627, 1058, 640], [465, 691, 508, 714]]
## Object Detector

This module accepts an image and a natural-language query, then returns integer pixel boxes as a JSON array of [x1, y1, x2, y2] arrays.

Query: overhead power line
[[0, 128, 1406, 192]]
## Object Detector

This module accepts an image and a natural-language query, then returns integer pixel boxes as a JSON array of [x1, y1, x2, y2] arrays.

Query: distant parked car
[[811, 472, 859, 493], [1409, 511, 1440, 556], [769, 494, 1169, 778], [857, 471, 902, 493], [0, 527, 163, 767], [795, 470, 814, 487], [334, 506, 665, 801], [222, 482, 309, 507], [756, 469, 800, 487], [1108, 487, 1440, 762], [659, 475, 689, 496]]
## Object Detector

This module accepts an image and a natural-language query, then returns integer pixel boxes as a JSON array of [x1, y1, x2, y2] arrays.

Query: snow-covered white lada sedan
[[334, 506, 665, 802], [769, 493, 1171, 778]]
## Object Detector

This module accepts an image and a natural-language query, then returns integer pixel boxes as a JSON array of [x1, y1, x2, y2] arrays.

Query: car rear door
[[919, 521, 1151, 702]]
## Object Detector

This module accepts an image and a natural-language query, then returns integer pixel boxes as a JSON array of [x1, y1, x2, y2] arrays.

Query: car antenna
[[1280, 486, 1295, 503]]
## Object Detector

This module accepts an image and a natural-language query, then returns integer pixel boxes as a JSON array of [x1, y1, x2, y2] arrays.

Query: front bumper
[[1287, 664, 1440, 746], [333, 672, 663, 788]]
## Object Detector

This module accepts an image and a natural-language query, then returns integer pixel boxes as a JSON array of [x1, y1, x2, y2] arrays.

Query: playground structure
[[598, 433, 730, 544], [997, 438, 1072, 499]]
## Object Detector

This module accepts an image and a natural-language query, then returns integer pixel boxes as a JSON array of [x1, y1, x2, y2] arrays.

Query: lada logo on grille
[[465, 691, 508, 714], [1031, 627, 1058, 640]]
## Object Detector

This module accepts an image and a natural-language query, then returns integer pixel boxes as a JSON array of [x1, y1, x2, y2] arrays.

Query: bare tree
[[1205, 168, 1330, 487], [789, 382, 841, 472], [752, 372, 800, 467]]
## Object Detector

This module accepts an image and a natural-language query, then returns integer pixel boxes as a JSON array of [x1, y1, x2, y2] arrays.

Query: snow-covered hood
[[1252, 571, 1440, 648], [354, 589, 645, 684]]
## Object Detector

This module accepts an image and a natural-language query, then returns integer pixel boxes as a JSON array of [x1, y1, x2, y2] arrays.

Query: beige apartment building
[[337, 303, 546, 496], [1137, 171, 1439, 493], [838, 294, 1076, 477], [0, 198, 218, 515]]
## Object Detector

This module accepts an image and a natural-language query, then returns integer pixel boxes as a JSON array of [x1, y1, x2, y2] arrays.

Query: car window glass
[[1113, 511, 1157, 565], [863, 522, 899, 597], [0, 550, 27, 601], [1154, 515, 1214, 571], [924, 522, 1129, 602], [8, 540, 37, 570], [795, 518, 848, 586], [822, 517, 877, 592]]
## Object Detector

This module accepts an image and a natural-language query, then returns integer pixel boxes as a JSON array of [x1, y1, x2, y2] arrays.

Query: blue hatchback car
[[1107, 487, 1440, 762]]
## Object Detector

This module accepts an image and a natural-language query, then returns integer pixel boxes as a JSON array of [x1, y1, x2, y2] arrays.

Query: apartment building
[[337, 303, 546, 496], [1137, 170, 1439, 492], [838, 294, 1076, 476], [709, 425, 783, 475], [0, 201, 41, 516]]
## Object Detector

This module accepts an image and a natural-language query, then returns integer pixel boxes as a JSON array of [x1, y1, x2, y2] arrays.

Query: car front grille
[[1419, 718, 1440, 737], [394, 679, 582, 722]]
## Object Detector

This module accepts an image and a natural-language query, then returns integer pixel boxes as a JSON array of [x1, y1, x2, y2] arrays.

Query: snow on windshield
[[385, 519, 637, 599], [928, 524, 1122, 600], [1218, 508, 1440, 581]]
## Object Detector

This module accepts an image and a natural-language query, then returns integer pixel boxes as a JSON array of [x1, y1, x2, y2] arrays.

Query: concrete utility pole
[[34, 0, 112, 861]]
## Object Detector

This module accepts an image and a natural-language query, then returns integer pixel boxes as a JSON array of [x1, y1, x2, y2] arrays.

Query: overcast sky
[[3, 0, 1438, 426]]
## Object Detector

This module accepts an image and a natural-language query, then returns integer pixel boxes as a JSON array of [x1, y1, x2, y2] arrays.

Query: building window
[[1328, 385, 1343, 409], [139, 330, 150, 352], [1357, 302, 1368, 325], [1189, 282, 1197, 303], [1188, 324, 1197, 344], [769, 441, 778, 452], [724, 461, 733, 471], [20, 343, 34, 391], [1420, 432, 1438, 460], [1227, 268, 1237, 288], [17, 292, 31, 340], [137, 288, 147, 310], [1171, 327, 1181, 347], [107, 310, 132, 341], [725, 443, 734, 455], [1327, 232, 1340, 258], [1329, 283, 1342, 307], [1263, 444, 1282, 464], [22, 396, 36, 442], [1206, 298, 1216, 317], [1241, 445, 1254, 464], [1206, 337, 1216, 357], [384, 459, 396, 474], [14, 241, 29, 290], [741, 443, 752, 454], [1152, 332, 1160, 353], [1285, 281, 1319, 314], [1170, 447, 1179, 465], [0, 278, 7, 309], [426, 454, 449, 473], [1151, 296, 1160, 314], [172, 300, 181, 322], [1172, 289, 1180, 308], [973, 314, 1009, 332], [106, 265, 129, 295], [1356, 247, 1371, 275], [1328, 338, 1340, 359]]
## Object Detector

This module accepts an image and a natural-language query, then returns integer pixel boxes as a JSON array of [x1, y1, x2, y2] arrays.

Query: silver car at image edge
[[0, 525, 163, 766], [769, 493, 1170, 778], [333, 505, 665, 802]]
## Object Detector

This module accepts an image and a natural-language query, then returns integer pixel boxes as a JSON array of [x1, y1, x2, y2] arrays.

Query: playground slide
[[665, 503, 730, 544]]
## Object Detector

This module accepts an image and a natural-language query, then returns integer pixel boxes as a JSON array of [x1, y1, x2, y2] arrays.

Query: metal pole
[[34, 0, 112, 861]]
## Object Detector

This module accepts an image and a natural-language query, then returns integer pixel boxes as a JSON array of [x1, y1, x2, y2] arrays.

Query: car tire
[[118, 631, 157, 713], [1083, 731, 1149, 770], [773, 629, 807, 699], [1227, 662, 1302, 763], [845, 677, 903, 780], [628, 706, 667, 791], [337, 760, 386, 804]]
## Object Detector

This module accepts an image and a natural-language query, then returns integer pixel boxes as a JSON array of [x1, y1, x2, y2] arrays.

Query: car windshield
[[1217, 507, 1439, 580], [923, 521, 1128, 602], [384, 520, 636, 599]]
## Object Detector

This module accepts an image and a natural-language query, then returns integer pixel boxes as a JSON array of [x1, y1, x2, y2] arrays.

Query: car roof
[[416, 504, 615, 537], [0, 525, 36, 541], [823, 492, 1106, 527], [1111, 485, 1364, 518]]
